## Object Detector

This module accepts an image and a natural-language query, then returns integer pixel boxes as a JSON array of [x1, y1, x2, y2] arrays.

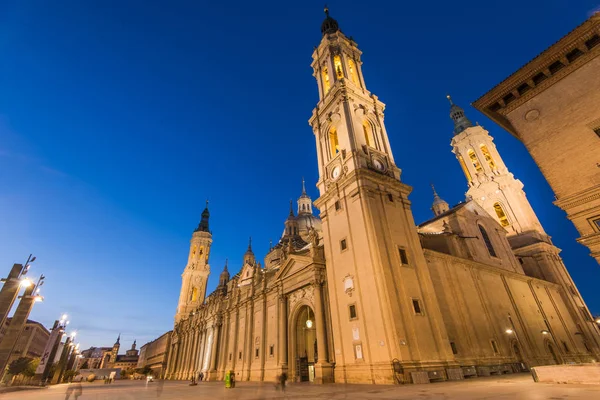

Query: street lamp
[[19, 278, 32, 287], [595, 317, 600, 324], [541, 330, 550, 335], [505, 329, 514, 334]]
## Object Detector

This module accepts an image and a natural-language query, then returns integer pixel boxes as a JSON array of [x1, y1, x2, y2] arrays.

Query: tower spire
[[195, 200, 210, 232], [289, 200, 295, 217], [430, 183, 450, 216], [247, 237, 252, 252], [302, 177, 307, 195], [447, 95, 474, 135]]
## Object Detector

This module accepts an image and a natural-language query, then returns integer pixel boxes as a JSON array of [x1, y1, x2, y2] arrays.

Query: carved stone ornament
[[194, 275, 203, 286], [343, 274, 355, 297], [288, 286, 315, 310]]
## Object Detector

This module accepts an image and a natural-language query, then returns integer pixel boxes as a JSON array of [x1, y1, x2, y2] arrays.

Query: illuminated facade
[[473, 14, 600, 265], [165, 10, 600, 384]]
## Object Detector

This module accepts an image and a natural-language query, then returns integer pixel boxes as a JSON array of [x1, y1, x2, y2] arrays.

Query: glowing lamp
[[20, 278, 33, 288], [505, 329, 513, 334]]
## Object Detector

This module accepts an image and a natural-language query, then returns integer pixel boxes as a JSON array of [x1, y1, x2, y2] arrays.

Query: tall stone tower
[[449, 98, 600, 348], [175, 202, 212, 323], [109, 334, 120, 363], [310, 8, 456, 383]]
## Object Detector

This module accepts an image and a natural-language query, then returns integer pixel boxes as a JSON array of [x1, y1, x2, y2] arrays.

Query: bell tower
[[310, 8, 455, 384], [175, 201, 212, 323], [449, 96, 547, 240], [449, 98, 600, 350]]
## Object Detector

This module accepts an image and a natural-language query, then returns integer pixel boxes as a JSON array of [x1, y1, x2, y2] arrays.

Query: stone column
[[218, 313, 230, 379], [313, 281, 333, 383], [198, 328, 208, 372], [0, 264, 24, 329], [0, 284, 36, 380], [278, 294, 288, 370], [209, 324, 220, 374], [166, 342, 177, 378], [188, 329, 198, 378]]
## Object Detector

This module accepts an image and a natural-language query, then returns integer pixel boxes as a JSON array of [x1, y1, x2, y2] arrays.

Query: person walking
[[279, 372, 287, 392]]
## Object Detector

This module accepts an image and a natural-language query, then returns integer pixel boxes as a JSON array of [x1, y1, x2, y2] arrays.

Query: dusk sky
[[1, 1, 599, 350]]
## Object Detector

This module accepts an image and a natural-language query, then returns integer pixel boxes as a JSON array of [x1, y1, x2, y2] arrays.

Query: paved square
[[4, 374, 600, 399]]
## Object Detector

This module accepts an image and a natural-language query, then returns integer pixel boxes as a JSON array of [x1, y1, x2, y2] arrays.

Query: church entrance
[[546, 341, 561, 365], [293, 305, 317, 383]]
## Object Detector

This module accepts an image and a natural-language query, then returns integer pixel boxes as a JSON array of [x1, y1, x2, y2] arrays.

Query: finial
[[289, 199, 294, 216], [248, 236, 252, 251], [302, 177, 307, 194], [224, 258, 228, 271], [205, 199, 209, 208], [446, 94, 453, 105], [324, 5, 329, 16], [431, 183, 439, 197], [269, 239, 273, 250]]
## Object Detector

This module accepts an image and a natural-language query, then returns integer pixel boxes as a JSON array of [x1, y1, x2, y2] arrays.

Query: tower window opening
[[387, 194, 394, 202], [190, 287, 199, 302], [347, 58, 359, 85], [593, 127, 600, 138], [322, 67, 331, 95], [458, 155, 472, 182], [412, 299, 423, 315], [334, 201, 341, 211], [349, 304, 357, 320], [362, 120, 374, 147], [493, 203, 510, 227], [398, 248, 409, 265], [340, 239, 347, 251], [479, 145, 496, 170], [255, 348, 259, 358], [329, 128, 340, 157], [467, 150, 483, 172], [491, 340, 499, 354], [478, 225, 497, 257], [334, 55, 343, 79], [450, 341, 458, 355], [562, 341, 570, 353], [269, 345, 274, 357], [239, 351, 242, 360]]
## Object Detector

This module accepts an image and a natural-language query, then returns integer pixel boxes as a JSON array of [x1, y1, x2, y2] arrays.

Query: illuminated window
[[329, 128, 340, 157], [478, 225, 497, 257], [199, 246, 204, 256], [190, 287, 199, 302], [458, 155, 472, 181], [347, 59, 359, 85], [192, 245, 197, 255], [334, 55, 343, 79], [468, 150, 483, 172], [480, 145, 496, 170], [493, 203, 510, 227], [322, 67, 331, 95], [362, 120, 374, 147]]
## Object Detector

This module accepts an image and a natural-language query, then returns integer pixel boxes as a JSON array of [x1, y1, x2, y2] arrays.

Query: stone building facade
[[0, 318, 49, 365], [473, 13, 600, 265], [164, 10, 600, 384], [137, 331, 171, 378]]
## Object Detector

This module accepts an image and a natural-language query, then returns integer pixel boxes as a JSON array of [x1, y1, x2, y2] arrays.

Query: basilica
[[163, 10, 600, 384]]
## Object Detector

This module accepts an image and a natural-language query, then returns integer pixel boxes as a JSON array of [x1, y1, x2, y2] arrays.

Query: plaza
[[3, 374, 600, 400]]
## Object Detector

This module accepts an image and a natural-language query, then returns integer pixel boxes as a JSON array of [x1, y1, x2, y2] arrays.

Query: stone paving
[[3, 374, 600, 399]]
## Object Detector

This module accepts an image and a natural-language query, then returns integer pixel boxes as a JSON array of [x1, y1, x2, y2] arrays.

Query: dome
[[296, 213, 322, 236], [321, 7, 340, 36]]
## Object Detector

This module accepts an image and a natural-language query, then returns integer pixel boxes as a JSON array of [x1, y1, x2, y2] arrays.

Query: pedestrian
[[279, 372, 287, 392], [199, 372, 204, 382]]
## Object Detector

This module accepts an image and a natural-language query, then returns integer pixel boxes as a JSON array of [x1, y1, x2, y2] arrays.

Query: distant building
[[76, 335, 139, 371], [0, 318, 50, 365], [473, 13, 600, 265], [76, 346, 112, 370], [137, 331, 171, 378]]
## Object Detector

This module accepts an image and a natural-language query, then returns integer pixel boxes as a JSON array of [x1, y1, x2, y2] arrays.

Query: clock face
[[373, 159, 385, 171], [332, 166, 341, 180]]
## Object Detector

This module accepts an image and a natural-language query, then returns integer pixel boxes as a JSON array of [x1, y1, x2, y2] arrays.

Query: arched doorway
[[292, 305, 317, 382], [546, 341, 560, 365], [511, 341, 527, 372]]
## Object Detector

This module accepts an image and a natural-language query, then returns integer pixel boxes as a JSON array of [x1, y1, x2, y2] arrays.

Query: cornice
[[553, 184, 600, 211], [473, 14, 600, 122]]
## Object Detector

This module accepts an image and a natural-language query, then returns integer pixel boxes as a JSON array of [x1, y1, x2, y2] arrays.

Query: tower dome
[[321, 7, 340, 36], [447, 95, 474, 135]]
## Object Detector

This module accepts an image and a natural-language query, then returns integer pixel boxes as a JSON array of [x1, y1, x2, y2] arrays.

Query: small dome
[[321, 7, 340, 36], [296, 213, 322, 236]]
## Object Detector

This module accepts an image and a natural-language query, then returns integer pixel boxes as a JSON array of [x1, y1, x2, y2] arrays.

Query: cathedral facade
[[164, 11, 600, 384]]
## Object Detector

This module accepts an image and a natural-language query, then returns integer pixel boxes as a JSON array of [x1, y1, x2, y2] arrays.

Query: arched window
[[190, 287, 199, 302], [199, 246, 204, 256], [493, 203, 510, 227], [458, 155, 472, 181], [362, 120, 374, 147], [334, 55, 343, 79], [347, 59, 359, 85], [329, 128, 340, 157], [192, 245, 197, 255], [322, 67, 331, 95], [480, 145, 497, 170], [468, 149, 483, 172], [478, 225, 497, 257]]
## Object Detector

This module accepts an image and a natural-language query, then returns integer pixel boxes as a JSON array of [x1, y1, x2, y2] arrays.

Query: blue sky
[[1, 1, 599, 350]]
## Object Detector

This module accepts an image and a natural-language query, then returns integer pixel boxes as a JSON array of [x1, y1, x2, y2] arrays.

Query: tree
[[63, 370, 77, 382], [8, 357, 33, 376], [22, 358, 39, 377]]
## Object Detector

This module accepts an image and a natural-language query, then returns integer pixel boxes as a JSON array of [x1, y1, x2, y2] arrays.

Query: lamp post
[[0, 274, 44, 382], [35, 316, 68, 385], [0, 254, 35, 329]]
